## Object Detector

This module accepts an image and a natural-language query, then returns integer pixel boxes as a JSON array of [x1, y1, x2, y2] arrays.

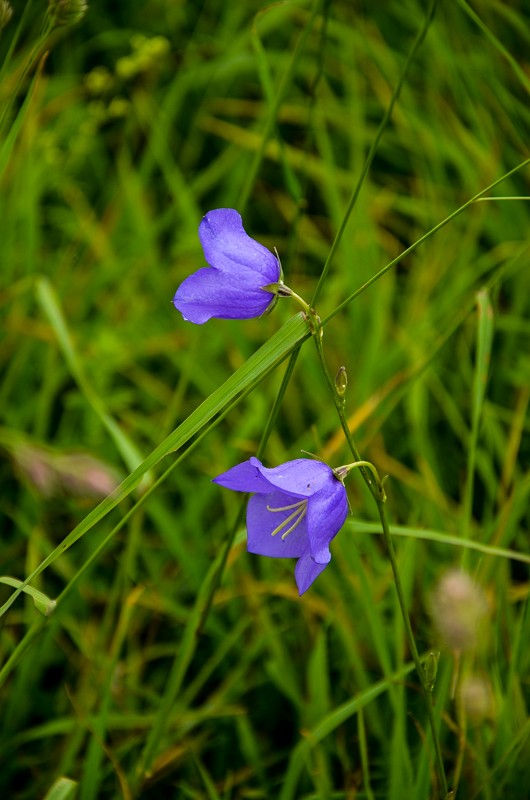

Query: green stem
[[323, 156, 530, 326], [336, 460, 386, 500], [375, 502, 448, 799], [313, 334, 371, 491], [358, 707, 375, 800], [311, 0, 439, 307], [312, 330, 449, 798], [195, 347, 301, 635]]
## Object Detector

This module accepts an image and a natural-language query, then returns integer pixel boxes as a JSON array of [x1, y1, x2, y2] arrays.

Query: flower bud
[[424, 650, 440, 692], [430, 569, 488, 652], [335, 366, 348, 399]]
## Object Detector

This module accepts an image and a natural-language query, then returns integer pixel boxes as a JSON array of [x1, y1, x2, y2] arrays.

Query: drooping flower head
[[213, 456, 348, 594], [173, 209, 281, 324]]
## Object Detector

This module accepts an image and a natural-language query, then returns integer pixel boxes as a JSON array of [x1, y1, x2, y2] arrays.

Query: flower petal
[[252, 458, 335, 498], [246, 492, 308, 558], [307, 480, 348, 564], [213, 457, 331, 498], [173, 267, 275, 324], [199, 209, 280, 283], [294, 549, 328, 595], [212, 458, 274, 493]]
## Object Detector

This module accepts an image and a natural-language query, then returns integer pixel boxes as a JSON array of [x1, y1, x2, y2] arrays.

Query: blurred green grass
[[0, 0, 529, 797]]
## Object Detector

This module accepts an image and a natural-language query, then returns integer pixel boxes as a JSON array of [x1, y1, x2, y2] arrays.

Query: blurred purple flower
[[213, 456, 348, 594], [10, 442, 120, 500], [173, 208, 281, 324]]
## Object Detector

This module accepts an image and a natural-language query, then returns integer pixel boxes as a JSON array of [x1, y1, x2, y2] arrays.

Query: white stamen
[[266, 499, 308, 539]]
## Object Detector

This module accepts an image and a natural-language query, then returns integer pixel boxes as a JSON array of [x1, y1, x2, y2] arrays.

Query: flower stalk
[[262, 282, 322, 336], [334, 460, 386, 502], [310, 317, 449, 799]]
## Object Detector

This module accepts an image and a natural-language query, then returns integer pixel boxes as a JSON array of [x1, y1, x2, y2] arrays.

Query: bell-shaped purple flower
[[173, 209, 281, 324], [213, 456, 348, 594]]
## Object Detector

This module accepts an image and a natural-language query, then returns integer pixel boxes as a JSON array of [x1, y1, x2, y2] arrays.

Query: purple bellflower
[[213, 456, 349, 594], [173, 208, 281, 324]]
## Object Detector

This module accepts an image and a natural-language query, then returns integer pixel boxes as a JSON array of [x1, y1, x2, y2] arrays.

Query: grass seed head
[[0, 1, 13, 30], [430, 569, 488, 653], [48, 0, 88, 27], [461, 675, 495, 724]]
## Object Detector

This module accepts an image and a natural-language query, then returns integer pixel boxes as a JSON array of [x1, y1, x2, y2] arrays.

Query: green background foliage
[[0, 0, 529, 797]]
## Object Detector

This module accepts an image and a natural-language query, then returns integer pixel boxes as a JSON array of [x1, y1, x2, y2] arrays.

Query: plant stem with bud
[[311, 318, 449, 799]]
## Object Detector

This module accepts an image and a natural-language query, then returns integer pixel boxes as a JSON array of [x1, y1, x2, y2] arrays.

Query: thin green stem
[[336, 460, 386, 500], [195, 347, 301, 635], [375, 500, 448, 799], [311, 0, 438, 306], [323, 157, 530, 325], [475, 196, 530, 201], [258, 348, 300, 460], [358, 707, 375, 800], [312, 330, 448, 798], [451, 655, 468, 798], [263, 282, 315, 319], [461, 290, 494, 569], [313, 333, 372, 492]]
